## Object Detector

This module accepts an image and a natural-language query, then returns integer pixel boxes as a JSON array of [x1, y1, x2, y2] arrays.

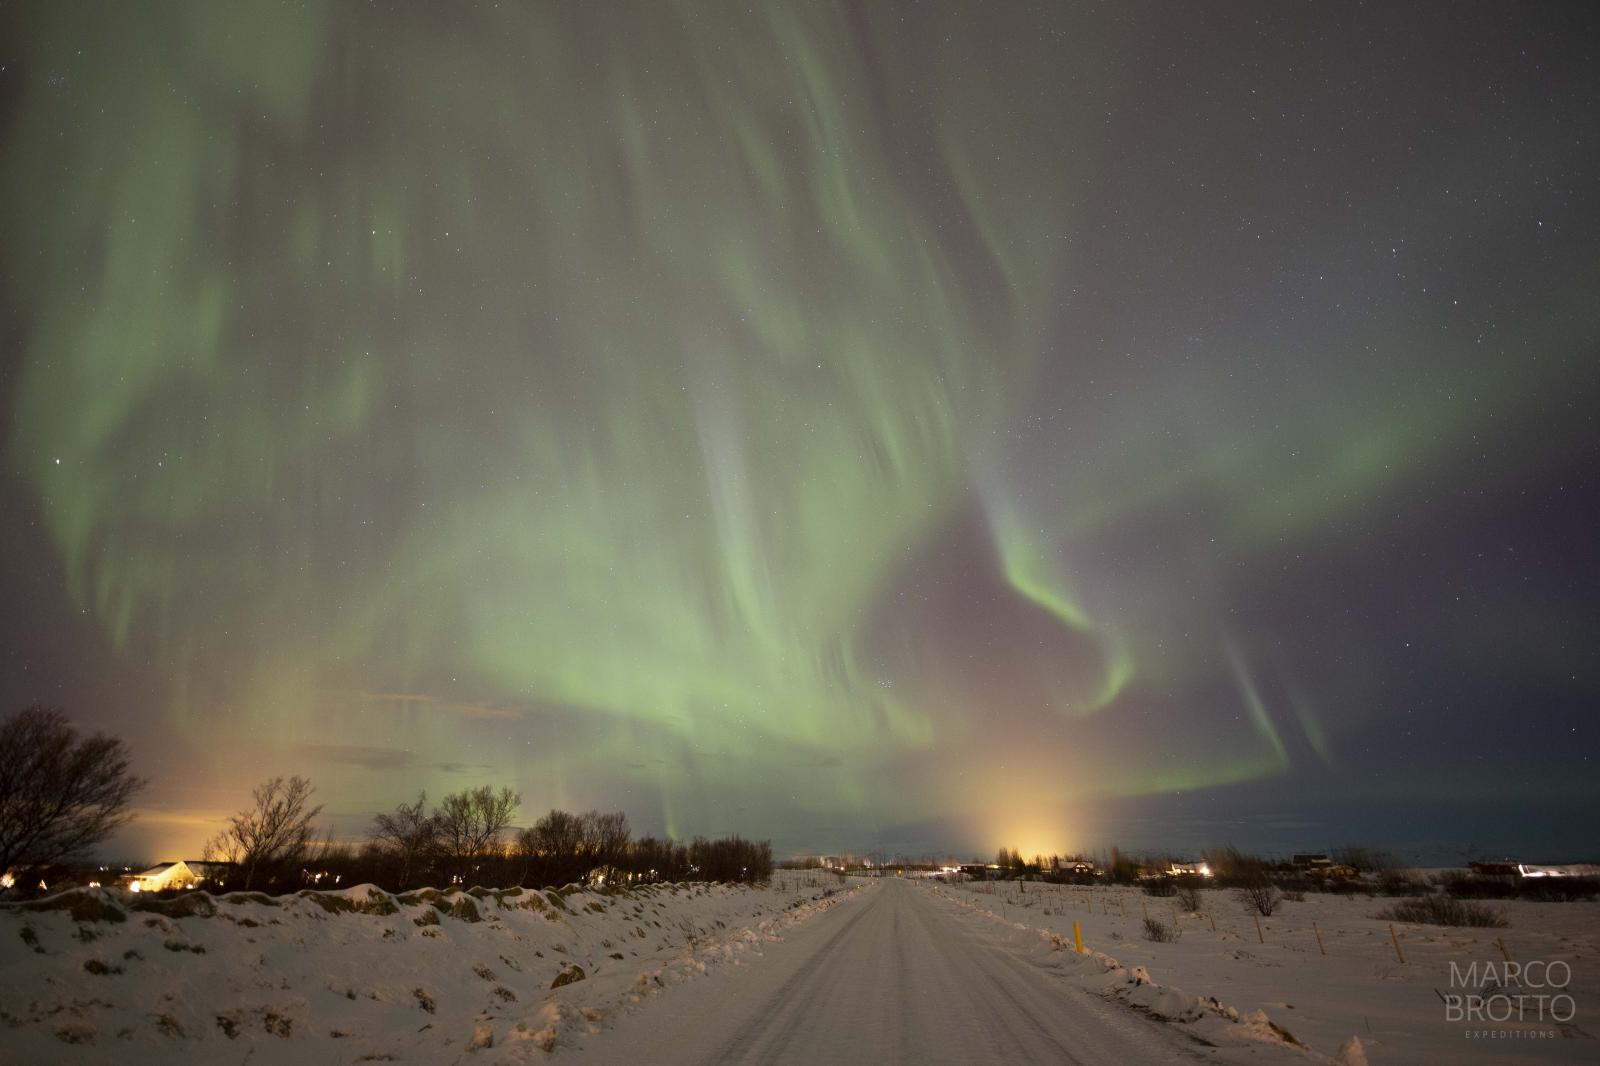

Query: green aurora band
[[4, 2, 1595, 854]]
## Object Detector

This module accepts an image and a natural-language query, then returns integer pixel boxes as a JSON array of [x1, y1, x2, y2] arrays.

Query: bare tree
[[521, 808, 585, 886], [204, 776, 323, 891], [433, 786, 519, 883], [369, 792, 437, 888], [0, 707, 145, 880], [584, 810, 631, 884]]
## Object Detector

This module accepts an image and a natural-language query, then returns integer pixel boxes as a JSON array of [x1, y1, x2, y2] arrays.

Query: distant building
[[1471, 860, 1600, 878], [1166, 860, 1212, 877], [127, 860, 233, 893], [1289, 854, 1355, 879], [1053, 858, 1098, 876], [1517, 864, 1600, 878]]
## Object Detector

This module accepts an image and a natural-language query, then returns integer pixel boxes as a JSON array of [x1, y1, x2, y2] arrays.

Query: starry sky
[[2, 2, 1597, 864]]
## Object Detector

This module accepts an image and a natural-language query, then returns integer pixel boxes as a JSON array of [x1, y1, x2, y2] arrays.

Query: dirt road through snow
[[567, 878, 1208, 1064]]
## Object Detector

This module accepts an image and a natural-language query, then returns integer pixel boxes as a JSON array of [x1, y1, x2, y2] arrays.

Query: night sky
[[2, 2, 1597, 864]]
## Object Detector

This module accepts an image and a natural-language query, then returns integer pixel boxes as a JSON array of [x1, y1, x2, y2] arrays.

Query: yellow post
[[1496, 938, 1511, 962], [1313, 920, 1326, 956], [1389, 923, 1406, 964], [1073, 920, 1084, 954], [1255, 914, 1264, 943]]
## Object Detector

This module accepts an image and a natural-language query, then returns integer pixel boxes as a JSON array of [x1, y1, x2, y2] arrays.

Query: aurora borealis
[[1, 2, 1596, 863]]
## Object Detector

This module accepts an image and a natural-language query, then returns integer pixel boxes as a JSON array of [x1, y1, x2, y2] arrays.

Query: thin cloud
[[354, 691, 524, 721], [295, 743, 415, 770], [433, 761, 495, 775]]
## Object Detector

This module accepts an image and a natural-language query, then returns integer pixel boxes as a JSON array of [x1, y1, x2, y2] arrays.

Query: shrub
[[1237, 880, 1279, 916], [1175, 880, 1202, 911], [1332, 846, 1401, 875], [1142, 876, 1175, 898], [1379, 896, 1507, 928], [1204, 845, 1269, 885], [1142, 917, 1178, 942]]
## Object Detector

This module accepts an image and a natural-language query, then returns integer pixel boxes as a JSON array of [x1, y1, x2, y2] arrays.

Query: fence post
[[1255, 914, 1264, 943], [1389, 923, 1406, 964], [1312, 919, 1326, 956], [1073, 920, 1084, 954]]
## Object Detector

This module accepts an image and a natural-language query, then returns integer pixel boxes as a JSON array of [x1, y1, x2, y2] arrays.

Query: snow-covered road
[[566, 878, 1207, 1064]]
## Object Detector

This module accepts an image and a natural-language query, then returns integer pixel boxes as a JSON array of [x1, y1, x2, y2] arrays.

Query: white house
[[1515, 863, 1600, 879], [128, 860, 231, 893]]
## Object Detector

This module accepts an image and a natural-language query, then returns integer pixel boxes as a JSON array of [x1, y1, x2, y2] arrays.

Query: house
[[1516, 864, 1600, 878], [1289, 854, 1355, 879], [1470, 860, 1600, 879], [127, 860, 233, 893], [1053, 858, 1098, 876], [1167, 860, 1212, 878]]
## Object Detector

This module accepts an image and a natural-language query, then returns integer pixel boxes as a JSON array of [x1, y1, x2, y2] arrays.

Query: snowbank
[[0, 873, 864, 1062]]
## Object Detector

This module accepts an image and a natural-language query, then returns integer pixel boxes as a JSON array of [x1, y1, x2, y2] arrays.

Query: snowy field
[[934, 877, 1599, 1064], [0, 872, 862, 1064], [3, 872, 1595, 1064]]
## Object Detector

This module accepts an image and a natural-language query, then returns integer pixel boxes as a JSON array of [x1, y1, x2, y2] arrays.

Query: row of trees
[[986, 842, 1410, 886], [0, 707, 772, 897], [357, 791, 772, 892], [990, 847, 1103, 880], [200, 776, 774, 894]]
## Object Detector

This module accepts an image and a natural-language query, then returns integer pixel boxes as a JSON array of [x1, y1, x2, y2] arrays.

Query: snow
[[563, 876, 1220, 1064], [4, 872, 1595, 1064], [933, 877, 1600, 1064], [0, 872, 862, 1062]]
